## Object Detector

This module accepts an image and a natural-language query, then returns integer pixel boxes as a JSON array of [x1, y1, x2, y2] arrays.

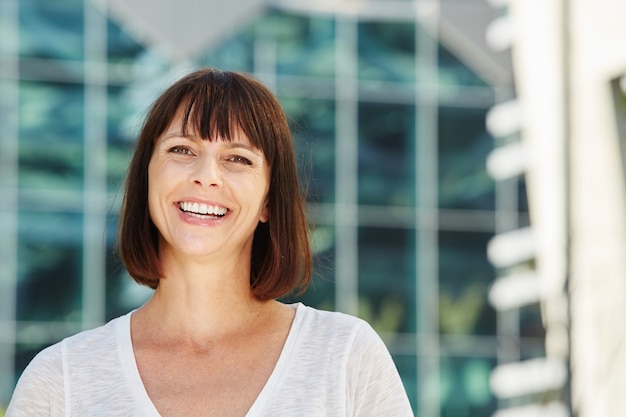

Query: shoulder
[[20, 311, 129, 368], [295, 303, 382, 347], [289, 303, 390, 368], [7, 313, 132, 415], [296, 304, 367, 332], [55, 313, 133, 389], [281, 304, 414, 415], [6, 341, 64, 416], [14, 340, 64, 386], [61, 313, 130, 346], [12, 312, 124, 389], [294, 306, 414, 415]]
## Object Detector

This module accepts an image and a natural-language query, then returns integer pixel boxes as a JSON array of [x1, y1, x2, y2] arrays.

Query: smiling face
[[147, 107, 270, 265]]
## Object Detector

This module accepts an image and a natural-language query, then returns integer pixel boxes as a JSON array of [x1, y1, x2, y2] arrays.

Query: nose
[[190, 154, 222, 188]]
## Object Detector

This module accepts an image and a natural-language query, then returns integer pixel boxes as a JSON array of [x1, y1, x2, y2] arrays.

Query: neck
[[134, 252, 272, 346]]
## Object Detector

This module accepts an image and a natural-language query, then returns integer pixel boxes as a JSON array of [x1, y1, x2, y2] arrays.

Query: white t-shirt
[[7, 303, 414, 416]]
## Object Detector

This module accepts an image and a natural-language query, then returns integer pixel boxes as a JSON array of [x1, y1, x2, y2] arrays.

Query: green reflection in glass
[[105, 247, 153, 321], [17, 211, 82, 322], [199, 24, 254, 72], [440, 356, 496, 417], [358, 227, 416, 333], [18, 0, 84, 60], [393, 354, 417, 412], [18, 80, 84, 190], [358, 102, 415, 206], [280, 96, 336, 203], [286, 246, 336, 312], [438, 105, 494, 210], [266, 11, 335, 78], [358, 21, 415, 83], [438, 231, 495, 336], [281, 223, 335, 310]]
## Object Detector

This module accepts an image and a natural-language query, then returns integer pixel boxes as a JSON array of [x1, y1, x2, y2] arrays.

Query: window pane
[[107, 18, 145, 63], [438, 106, 494, 210], [105, 256, 152, 321], [438, 44, 489, 87], [438, 231, 495, 336], [281, 96, 336, 204], [520, 304, 547, 359], [287, 227, 336, 311], [440, 356, 496, 416], [201, 34, 255, 72], [271, 12, 335, 78], [359, 102, 415, 206], [395, 354, 417, 412], [518, 177, 530, 215], [18, 0, 84, 60], [358, 22, 415, 83], [17, 211, 82, 322], [19, 81, 84, 191], [358, 227, 416, 334]]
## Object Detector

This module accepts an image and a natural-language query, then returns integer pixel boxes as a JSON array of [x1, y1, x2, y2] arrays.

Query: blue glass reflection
[[358, 227, 416, 334], [358, 102, 415, 206], [438, 230, 495, 336], [438, 106, 494, 210], [17, 211, 83, 322], [18, 0, 84, 60], [358, 21, 415, 83], [18, 80, 84, 190]]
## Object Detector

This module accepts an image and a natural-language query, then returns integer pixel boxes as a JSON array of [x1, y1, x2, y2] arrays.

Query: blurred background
[[2, 0, 626, 416]]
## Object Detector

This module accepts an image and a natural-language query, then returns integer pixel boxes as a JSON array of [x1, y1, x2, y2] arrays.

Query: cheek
[[147, 163, 163, 220]]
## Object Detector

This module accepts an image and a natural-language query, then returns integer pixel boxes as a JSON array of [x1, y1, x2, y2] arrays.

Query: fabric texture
[[7, 303, 414, 416]]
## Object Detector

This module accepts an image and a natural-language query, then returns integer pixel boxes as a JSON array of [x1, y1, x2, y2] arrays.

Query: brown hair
[[118, 68, 312, 300]]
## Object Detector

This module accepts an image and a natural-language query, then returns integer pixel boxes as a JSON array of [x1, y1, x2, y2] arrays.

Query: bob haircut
[[118, 68, 312, 300]]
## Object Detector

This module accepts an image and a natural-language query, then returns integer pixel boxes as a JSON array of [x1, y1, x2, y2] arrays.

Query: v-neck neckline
[[116, 302, 305, 417]]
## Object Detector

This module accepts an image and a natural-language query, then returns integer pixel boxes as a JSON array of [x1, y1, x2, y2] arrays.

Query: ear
[[259, 198, 269, 223]]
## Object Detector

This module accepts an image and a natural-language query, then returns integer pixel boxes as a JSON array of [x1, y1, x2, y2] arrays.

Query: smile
[[178, 201, 228, 218]]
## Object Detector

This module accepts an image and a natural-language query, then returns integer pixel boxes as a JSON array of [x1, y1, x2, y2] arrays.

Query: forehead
[[160, 102, 254, 145]]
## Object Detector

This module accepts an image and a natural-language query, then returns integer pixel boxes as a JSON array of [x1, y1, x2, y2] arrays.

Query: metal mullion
[[334, 15, 359, 316], [82, 0, 108, 329], [0, 0, 20, 405], [415, 1, 441, 415]]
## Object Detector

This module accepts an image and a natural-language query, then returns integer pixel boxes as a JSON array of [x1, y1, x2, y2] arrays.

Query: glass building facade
[[0, 1, 539, 415]]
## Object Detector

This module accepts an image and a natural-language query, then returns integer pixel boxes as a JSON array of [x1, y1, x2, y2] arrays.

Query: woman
[[7, 68, 414, 416]]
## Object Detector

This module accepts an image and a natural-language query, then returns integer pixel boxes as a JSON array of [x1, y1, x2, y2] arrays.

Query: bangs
[[176, 72, 266, 153]]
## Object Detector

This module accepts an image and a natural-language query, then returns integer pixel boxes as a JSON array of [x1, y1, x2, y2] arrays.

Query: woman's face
[[147, 108, 270, 263]]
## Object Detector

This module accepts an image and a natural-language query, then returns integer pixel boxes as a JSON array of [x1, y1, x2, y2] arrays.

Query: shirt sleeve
[[346, 321, 415, 417], [6, 343, 65, 417]]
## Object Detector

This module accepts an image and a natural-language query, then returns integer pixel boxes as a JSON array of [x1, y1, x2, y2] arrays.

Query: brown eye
[[169, 146, 193, 155], [228, 155, 253, 165]]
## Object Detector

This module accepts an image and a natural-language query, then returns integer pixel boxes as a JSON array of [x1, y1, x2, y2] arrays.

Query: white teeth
[[179, 202, 227, 216]]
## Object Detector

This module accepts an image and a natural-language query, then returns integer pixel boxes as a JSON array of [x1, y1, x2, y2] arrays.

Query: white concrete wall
[[511, 0, 626, 415], [509, 0, 569, 360], [568, 1, 626, 416]]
